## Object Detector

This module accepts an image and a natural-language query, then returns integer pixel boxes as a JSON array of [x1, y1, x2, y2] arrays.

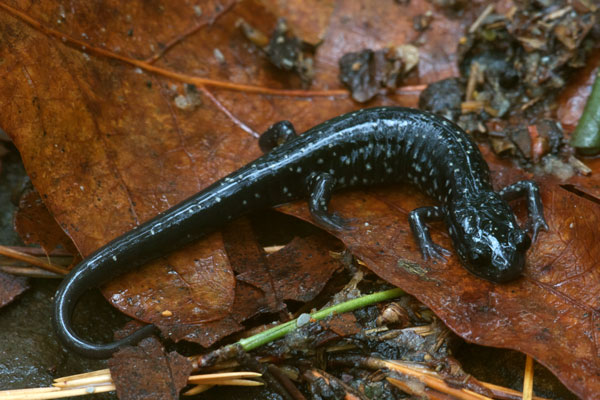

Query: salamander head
[[446, 192, 531, 283]]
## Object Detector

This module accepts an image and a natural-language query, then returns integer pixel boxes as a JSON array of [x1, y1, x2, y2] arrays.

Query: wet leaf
[[0, 0, 598, 398], [156, 218, 343, 346], [0, 271, 28, 308], [14, 189, 78, 256], [108, 337, 193, 400]]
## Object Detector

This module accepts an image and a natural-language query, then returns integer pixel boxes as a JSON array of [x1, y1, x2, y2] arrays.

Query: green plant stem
[[570, 70, 600, 155], [237, 288, 405, 352]]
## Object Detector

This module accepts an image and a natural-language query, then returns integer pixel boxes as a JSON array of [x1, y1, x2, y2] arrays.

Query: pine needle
[[0, 370, 262, 400], [523, 355, 535, 400]]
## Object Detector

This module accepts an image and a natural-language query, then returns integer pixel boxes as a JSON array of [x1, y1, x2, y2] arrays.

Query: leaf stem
[[238, 288, 405, 351]]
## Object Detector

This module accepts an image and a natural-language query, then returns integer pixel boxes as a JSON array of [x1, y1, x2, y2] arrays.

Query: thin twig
[[187, 371, 262, 383], [0, 369, 263, 400], [52, 369, 110, 383], [384, 360, 492, 400], [0, 384, 116, 400], [469, 4, 495, 33], [523, 355, 535, 400], [0, 265, 63, 278], [0, 245, 68, 275]]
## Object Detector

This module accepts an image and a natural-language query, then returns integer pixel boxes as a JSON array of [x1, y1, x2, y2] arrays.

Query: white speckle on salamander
[[215, 196, 221, 202], [112, 256, 117, 261]]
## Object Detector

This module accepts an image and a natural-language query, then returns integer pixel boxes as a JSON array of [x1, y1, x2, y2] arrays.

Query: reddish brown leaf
[[145, 218, 340, 346], [265, 233, 343, 303], [104, 232, 236, 329], [0, 271, 28, 307], [108, 337, 193, 400], [323, 313, 362, 337], [14, 189, 78, 256], [160, 218, 343, 346], [224, 218, 344, 304], [557, 52, 600, 132]]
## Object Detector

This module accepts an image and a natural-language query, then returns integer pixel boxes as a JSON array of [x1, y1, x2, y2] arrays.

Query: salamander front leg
[[258, 120, 297, 153], [499, 180, 549, 241], [308, 173, 351, 231], [408, 206, 450, 260]]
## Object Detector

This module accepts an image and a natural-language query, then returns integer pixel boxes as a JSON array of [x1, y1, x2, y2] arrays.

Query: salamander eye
[[515, 231, 531, 251]]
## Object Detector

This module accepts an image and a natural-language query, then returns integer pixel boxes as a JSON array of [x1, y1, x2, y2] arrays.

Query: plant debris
[[0, 270, 27, 308], [339, 45, 419, 103], [108, 337, 193, 400], [238, 18, 316, 86], [186, 282, 555, 400], [420, 1, 599, 172]]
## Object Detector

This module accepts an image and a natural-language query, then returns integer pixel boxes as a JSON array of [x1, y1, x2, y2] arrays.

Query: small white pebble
[[297, 313, 311, 327]]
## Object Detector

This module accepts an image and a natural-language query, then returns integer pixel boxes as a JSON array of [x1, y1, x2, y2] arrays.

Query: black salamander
[[53, 106, 548, 358]]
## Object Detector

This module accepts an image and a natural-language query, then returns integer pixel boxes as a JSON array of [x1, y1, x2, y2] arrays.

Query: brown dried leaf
[[0, 271, 28, 307], [108, 337, 193, 400], [161, 218, 343, 346], [14, 189, 78, 256]]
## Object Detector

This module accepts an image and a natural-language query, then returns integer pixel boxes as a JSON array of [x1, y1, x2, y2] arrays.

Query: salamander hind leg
[[258, 120, 298, 153], [308, 173, 353, 231], [409, 206, 450, 260], [499, 180, 549, 242]]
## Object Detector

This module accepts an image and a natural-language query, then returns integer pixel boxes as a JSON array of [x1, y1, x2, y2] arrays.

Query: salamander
[[53, 106, 548, 358]]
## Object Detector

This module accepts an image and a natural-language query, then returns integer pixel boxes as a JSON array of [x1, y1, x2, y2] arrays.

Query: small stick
[[0, 245, 68, 275], [0, 384, 115, 400], [0, 265, 62, 278], [469, 4, 495, 33], [52, 374, 111, 388], [53, 369, 110, 383], [523, 355, 534, 400], [188, 372, 262, 383]]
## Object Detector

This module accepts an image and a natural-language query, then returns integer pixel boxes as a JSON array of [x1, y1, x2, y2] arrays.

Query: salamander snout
[[447, 193, 532, 283], [466, 230, 530, 282]]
